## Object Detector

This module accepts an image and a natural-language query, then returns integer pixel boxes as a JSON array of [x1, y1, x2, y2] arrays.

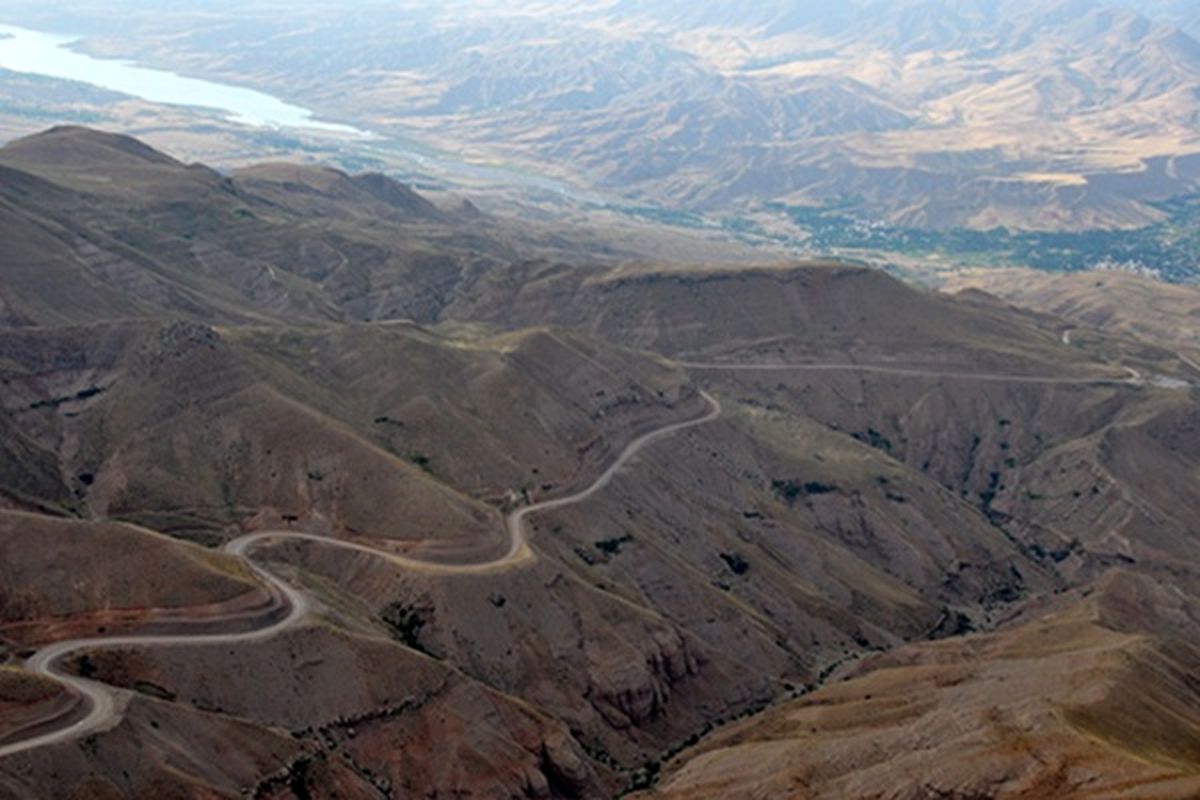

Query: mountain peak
[[0, 125, 181, 170]]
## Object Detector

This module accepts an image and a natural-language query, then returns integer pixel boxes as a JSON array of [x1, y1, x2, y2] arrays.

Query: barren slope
[[1, 129, 1199, 798], [640, 576, 1200, 800], [0, 512, 264, 645], [943, 268, 1200, 368]]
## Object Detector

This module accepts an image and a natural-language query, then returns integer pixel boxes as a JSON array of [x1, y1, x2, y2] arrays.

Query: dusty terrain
[[0, 513, 266, 644], [0, 128, 1198, 798], [943, 268, 1200, 369], [639, 573, 1200, 800]]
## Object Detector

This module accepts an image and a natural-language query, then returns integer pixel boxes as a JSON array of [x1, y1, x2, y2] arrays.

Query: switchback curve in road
[[0, 391, 722, 760], [0, 542, 310, 760], [0, 355, 1163, 762]]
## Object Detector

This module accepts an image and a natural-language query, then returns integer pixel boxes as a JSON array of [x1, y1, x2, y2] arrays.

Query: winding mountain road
[[0, 354, 1163, 760], [0, 549, 310, 760], [0, 390, 722, 759], [677, 360, 1146, 386]]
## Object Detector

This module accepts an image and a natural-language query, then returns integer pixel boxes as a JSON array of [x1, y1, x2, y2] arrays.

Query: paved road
[[0, 391, 721, 759]]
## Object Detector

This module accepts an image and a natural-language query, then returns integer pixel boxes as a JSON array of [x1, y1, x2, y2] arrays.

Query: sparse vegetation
[[720, 552, 750, 575], [950, 613, 976, 636], [622, 760, 661, 794], [853, 427, 894, 452], [381, 602, 428, 653], [132, 680, 176, 701], [772, 479, 837, 506], [287, 757, 313, 800], [76, 654, 96, 679], [595, 534, 634, 555], [769, 194, 1200, 282], [980, 471, 1002, 516], [28, 385, 106, 410]]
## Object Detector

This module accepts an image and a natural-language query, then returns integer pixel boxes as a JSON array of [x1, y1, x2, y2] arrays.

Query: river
[[0, 22, 363, 135], [0, 22, 609, 204]]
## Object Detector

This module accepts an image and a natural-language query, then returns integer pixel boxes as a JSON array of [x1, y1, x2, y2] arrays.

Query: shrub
[[594, 534, 634, 555], [720, 552, 750, 575], [853, 427, 893, 451], [772, 479, 837, 505], [382, 602, 428, 653]]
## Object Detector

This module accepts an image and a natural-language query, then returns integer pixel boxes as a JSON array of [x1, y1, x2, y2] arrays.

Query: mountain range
[[2, 0, 1198, 235], [0, 126, 1199, 798]]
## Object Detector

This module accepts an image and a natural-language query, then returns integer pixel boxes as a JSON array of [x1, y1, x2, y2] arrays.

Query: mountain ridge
[[5, 0, 1200, 231], [0, 126, 1198, 798]]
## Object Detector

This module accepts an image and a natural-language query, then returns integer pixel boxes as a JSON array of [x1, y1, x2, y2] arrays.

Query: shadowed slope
[[640, 579, 1200, 800]]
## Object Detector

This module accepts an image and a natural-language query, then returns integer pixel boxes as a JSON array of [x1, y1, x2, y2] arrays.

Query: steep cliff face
[[587, 628, 701, 729]]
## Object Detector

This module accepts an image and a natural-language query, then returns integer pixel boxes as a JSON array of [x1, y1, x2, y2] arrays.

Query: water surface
[[0, 23, 362, 134]]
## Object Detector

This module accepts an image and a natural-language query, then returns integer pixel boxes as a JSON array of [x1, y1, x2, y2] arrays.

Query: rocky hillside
[[1, 129, 1198, 798]]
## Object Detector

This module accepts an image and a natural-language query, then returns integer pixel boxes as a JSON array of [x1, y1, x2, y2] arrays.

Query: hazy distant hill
[[1, 0, 1194, 236], [1127, 0, 1200, 36]]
